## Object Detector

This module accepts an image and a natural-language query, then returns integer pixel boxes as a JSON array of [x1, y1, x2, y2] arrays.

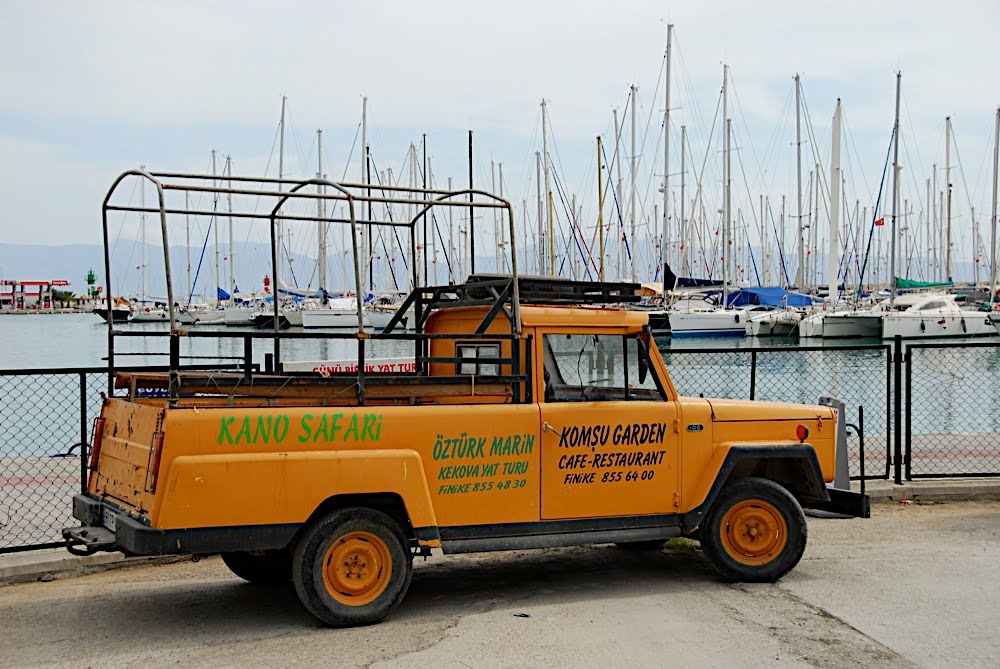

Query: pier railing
[[3, 339, 1000, 553]]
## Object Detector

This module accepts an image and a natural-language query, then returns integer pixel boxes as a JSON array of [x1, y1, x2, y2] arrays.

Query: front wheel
[[292, 507, 413, 627], [700, 477, 806, 583]]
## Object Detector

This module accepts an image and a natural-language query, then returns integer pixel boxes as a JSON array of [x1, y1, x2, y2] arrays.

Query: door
[[539, 332, 678, 520]]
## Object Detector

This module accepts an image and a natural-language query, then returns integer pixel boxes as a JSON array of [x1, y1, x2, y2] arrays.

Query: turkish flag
[[875, 217, 885, 226]]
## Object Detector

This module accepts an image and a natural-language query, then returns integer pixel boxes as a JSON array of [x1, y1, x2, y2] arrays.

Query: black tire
[[292, 507, 412, 627], [700, 477, 807, 583], [615, 540, 666, 551], [221, 549, 292, 584]]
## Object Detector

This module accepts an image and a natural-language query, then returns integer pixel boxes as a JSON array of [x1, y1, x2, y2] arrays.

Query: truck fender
[[680, 445, 828, 534]]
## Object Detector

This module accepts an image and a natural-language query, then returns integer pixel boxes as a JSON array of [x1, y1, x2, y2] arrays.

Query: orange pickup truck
[[65, 277, 867, 627]]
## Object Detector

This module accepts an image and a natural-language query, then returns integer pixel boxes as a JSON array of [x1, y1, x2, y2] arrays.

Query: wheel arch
[[682, 445, 829, 534]]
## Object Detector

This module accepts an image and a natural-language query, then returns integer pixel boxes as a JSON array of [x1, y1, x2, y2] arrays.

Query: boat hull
[[882, 313, 997, 339], [822, 313, 882, 339], [669, 310, 747, 337]]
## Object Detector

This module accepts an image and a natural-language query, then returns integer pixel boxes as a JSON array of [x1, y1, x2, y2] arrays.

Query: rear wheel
[[292, 507, 412, 627], [700, 477, 806, 582], [221, 549, 292, 584]]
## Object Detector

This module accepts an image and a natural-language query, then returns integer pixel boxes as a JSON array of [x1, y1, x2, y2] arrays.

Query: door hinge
[[672, 491, 680, 508], [673, 419, 680, 433]]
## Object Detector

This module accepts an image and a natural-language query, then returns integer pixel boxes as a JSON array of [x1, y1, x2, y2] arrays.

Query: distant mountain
[[0, 241, 488, 298]]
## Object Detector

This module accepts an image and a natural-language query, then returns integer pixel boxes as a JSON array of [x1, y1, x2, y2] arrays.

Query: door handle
[[543, 421, 561, 435]]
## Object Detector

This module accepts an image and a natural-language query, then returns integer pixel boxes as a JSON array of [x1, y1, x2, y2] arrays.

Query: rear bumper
[[63, 494, 298, 556]]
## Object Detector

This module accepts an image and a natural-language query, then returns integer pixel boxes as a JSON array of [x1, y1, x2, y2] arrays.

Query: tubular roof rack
[[383, 274, 641, 336], [466, 274, 641, 305]]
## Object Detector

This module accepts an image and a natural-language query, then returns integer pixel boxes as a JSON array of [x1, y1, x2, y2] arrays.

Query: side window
[[456, 341, 500, 376], [542, 333, 663, 402]]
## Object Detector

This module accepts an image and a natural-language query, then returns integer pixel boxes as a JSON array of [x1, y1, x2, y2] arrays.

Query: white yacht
[[881, 293, 996, 339], [300, 297, 395, 330], [669, 306, 757, 337]]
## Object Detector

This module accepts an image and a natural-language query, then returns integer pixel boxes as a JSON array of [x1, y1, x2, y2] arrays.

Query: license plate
[[101, 507, 117, 532]]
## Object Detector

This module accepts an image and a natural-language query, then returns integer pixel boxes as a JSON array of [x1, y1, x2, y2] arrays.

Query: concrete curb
[[4, 478, 999, 583], [857, 477, 1000, 502], [0, 548, 182, 584]]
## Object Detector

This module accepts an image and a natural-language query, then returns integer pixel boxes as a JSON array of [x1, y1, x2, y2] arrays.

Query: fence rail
[[2, 339, 999, 553]]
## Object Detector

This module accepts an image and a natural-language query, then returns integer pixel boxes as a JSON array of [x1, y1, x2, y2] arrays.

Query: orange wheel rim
[[322, 531, 393, 606], [719, 499, 788, 566]]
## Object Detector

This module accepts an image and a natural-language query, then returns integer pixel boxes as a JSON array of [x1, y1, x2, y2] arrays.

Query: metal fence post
[[749, 350, 757, 400], [79, 372, 88, 494], [893, 334, 903, 485], [905, 344, 912, 481]]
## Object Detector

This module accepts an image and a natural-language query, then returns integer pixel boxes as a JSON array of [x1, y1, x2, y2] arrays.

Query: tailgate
[[89, 398, 165, 516]]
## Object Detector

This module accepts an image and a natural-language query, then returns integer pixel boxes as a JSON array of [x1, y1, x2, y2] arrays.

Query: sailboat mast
[[212, 149, 220, 303], [542, 100, 553, 274], [498, 162, 505, 274], [990, 106, 999, 305], [661, 24, 673, 291], [448, 176, 455, 284], [535, 152, 543, 274], [889, 72, 902, 309], [630, 83, 638, 282], [317, 129, 327, 291], [277, 96, 286, 290], [140, 163, 147, 303], [722, 66, 730, 303], [794, 74, 804, 288], [614, 108, 624, 278], [597, 136, 605, 281], [945, 116, 953, 281], [185, 191, 191, 300], [359, 96, 368, 291], [226, 156, 234, 297], [829, 99, 843, 303], [680, 125, 687, 276]]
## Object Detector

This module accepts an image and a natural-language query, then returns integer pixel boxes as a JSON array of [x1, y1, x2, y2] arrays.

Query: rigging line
[[798, 87, 833, 223], [415, 155, 457, 282], [368, 153, 410, 283], [727, 72, 771, 196], [766, 199, 791, 285], [110, 176, 139, 258], [855, 128, 894, 302], [188, 218, 213, 305], [745, 214, 761, 286], [600, 141, 634, 264], [551, 167, 596, 280], [732, 127, 764, 250]]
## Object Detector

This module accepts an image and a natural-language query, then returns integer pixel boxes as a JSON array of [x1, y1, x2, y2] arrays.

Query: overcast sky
[[1, 0, 998, 277]]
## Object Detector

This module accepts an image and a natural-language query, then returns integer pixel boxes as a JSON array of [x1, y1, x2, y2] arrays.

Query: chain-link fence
[[0, 369, 106, 553], [662, 345, 892, 481], [3, 343, 998, 553], [906, 342, 1000, 478], [0, 364, 247, 554]]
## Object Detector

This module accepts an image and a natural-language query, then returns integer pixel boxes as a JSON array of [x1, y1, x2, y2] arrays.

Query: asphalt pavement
[[1, 500, 998, 668]]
